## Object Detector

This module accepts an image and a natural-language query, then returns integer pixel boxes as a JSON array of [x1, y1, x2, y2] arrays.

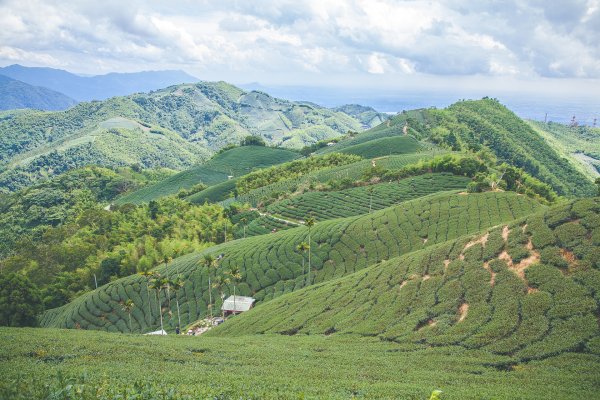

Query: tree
[[296, 242, 309, 287], [0, 273, 43, 327], [170, 277, 184, 330], [596, 177, 600, 196], [227, 266, 242, 313], [138, 268, 154, 324], [121, 299, 135, 332], [163, 256, 173, 316], [212, 274, 230, 319], [241, 217, 248, 239], [241, 135, 266, 147], [304, 217, 315, 286], [202, 254, 216, 317], [149, 275, 168, 333]]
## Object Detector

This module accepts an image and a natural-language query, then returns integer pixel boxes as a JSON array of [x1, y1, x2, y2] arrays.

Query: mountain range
[[0, 74, 77, 111]]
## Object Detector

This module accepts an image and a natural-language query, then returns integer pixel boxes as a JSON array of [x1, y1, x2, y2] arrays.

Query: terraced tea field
[[267, 173, 471, 222], [336, 135, 424, 158], [229, 151, 448, 207], [40, 192, 543, 333], [117, 146, 300, 204], [215, 198, 600, 366]]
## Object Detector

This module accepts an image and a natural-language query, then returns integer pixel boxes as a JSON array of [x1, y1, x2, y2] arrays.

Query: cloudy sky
[[1, 0, 599, 95]]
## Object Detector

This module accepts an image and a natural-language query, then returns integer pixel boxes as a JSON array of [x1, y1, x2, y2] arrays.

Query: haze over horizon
[[1, 0, 598, 122]]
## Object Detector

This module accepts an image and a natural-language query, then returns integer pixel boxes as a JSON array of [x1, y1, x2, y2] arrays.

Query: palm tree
[[138, 268, 154, 323], [149, 275, 168, 333], [296, 242, 310, 287], [203, 254, 216, 317], [121, 299, 135, 332], [227, 266, 242, 313], [163, 256, 173, 313], [367, 186, 374, 213], [170, 277, 184, 330], [212, 274, 230, 319], [241, 217, 248, 239], [304, 216, 315, 286]]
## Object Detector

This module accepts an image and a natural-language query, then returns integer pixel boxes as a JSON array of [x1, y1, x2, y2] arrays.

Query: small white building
[[222, 295, 255, 316]]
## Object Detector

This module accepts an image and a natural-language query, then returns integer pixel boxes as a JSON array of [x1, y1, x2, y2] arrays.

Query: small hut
[[222, 295, 255, 316]]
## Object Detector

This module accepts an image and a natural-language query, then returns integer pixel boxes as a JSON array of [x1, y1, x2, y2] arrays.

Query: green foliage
[[240, 135, 266, 146], [0, 273, 43, 326], [235, 153, 361, 195], [2, 197, 229, 310]]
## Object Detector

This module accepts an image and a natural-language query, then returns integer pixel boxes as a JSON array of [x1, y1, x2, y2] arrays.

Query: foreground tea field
[[41, 192, 543, 333], [1, 327, 598, 400]]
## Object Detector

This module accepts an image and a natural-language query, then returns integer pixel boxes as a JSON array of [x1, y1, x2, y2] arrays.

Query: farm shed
[[222, 296, 255, 316]]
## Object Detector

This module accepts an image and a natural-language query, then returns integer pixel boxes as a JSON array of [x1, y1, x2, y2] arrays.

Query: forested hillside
[[0, 82, 382, 192]]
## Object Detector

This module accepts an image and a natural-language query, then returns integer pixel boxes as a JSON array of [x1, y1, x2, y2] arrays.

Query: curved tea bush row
[[214, 198, 600, 362], [230, 151, 448, 207], [267, 173, 471, 222], [335, 135, 424, 158], [40, 191, 543, 332], [116, 146, 300, 204]]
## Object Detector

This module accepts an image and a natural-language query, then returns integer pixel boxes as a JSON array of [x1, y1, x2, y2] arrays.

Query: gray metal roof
[[222, 295, 255, 312]]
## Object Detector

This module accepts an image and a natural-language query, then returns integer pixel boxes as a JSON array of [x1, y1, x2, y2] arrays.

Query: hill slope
[[40, 191, 543, 332], [0, 75, 76, 111], [214, 198, 600, 364], [0, 82, 370, 192], [116, 146, 301, 204]]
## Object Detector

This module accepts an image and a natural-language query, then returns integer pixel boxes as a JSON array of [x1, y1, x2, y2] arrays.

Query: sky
[[1, 0, 599, 99]]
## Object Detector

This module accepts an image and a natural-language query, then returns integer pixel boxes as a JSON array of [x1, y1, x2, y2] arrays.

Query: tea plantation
[[40, 192, 542, 333], [335, 135, 424, 158], [266, 173, 471, 222], [2, 327, 598, 399], [215, 198, 600, 366], [116, 146, 300, 204]]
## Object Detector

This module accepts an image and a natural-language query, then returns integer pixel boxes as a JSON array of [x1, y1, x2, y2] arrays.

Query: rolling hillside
[[40, 191, 543, 331], [214, 198, 600, 365], [0, 81, 379, 192], [115, 146, 301, 204], [0, 75, 76, 111]]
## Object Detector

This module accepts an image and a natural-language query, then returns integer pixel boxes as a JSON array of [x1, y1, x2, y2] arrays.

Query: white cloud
[[0, 0, 598, 87]]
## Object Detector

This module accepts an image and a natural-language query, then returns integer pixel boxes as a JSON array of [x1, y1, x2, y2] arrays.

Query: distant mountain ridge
[[0, 64, 199, 101], [0, 81, 382, 192], [0, 74, 76, 111]]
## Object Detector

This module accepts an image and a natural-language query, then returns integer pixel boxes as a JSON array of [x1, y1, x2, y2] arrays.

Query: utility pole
[[593, 118, 597, 128], [544, 112, 547, 124], [94, 274, 98, 289]]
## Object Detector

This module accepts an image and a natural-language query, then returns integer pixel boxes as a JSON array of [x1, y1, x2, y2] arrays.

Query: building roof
[[222, 295, 255, 312]]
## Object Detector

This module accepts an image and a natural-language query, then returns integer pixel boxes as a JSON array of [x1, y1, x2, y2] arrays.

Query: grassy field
[[266, 173, 471, 222], [116, 146, 301, 204], [2, 327, 599, 399], [40, 192, 543, 333]]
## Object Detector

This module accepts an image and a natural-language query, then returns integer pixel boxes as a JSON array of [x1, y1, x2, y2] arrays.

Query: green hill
[[214, 197, 600, 365], [527, 120, 600, 180], [116, 146, 300, 204], [0, 82, 376, 192], [40, 191, 543, 331], [0, 74, 77, 111], [335, 135, 424, 158]]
